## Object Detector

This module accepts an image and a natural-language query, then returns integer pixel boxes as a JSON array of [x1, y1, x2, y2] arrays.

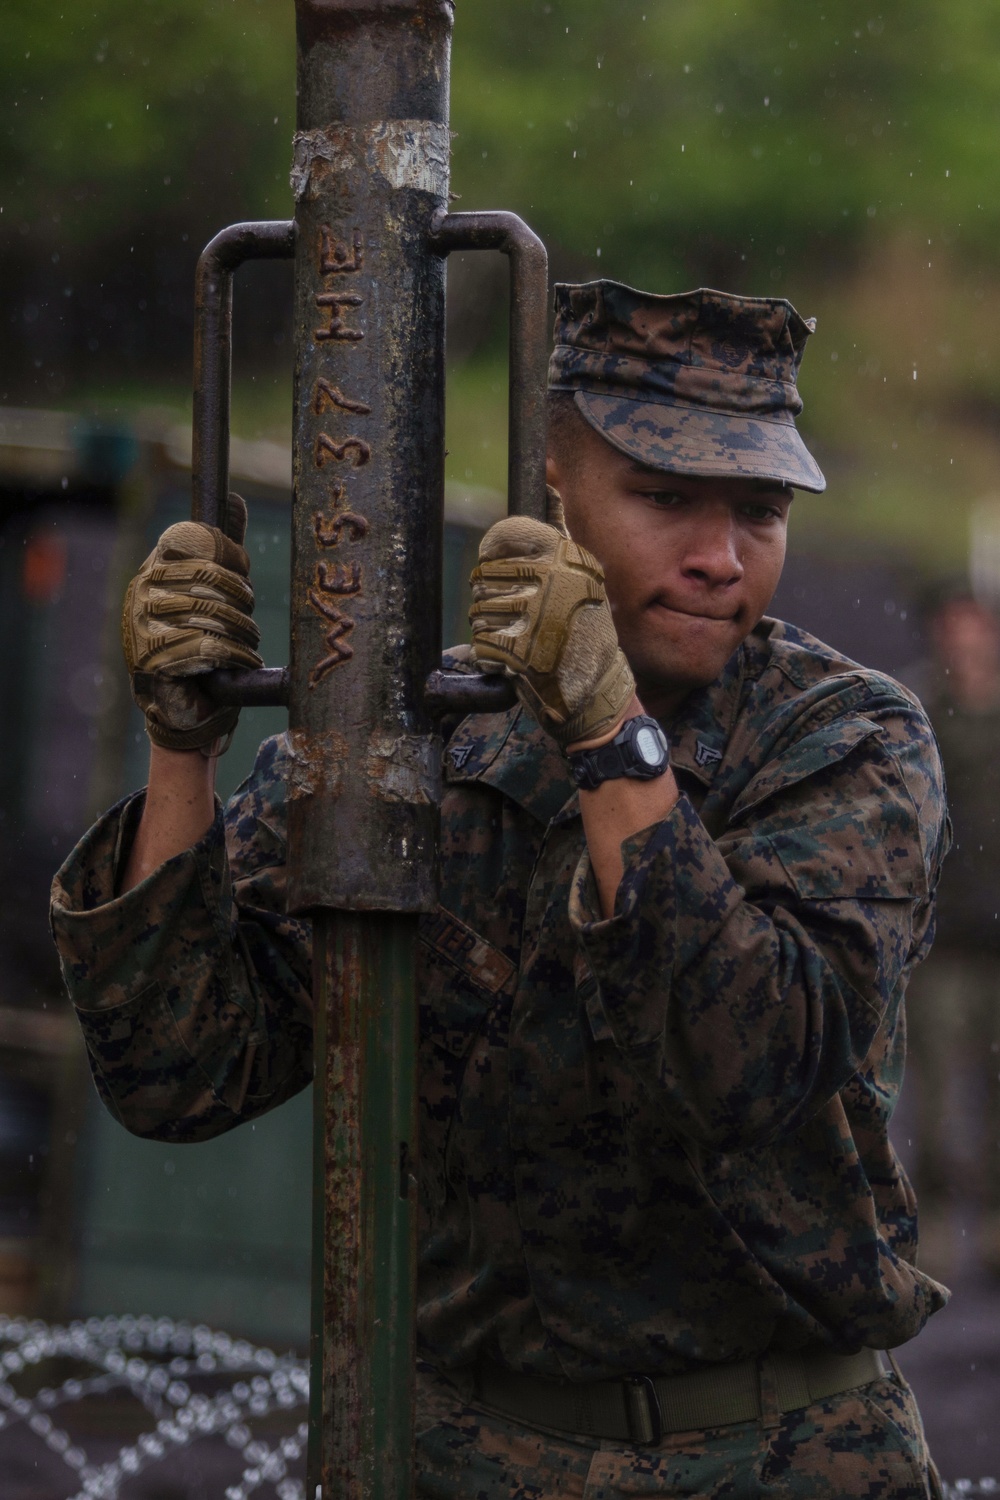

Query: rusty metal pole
[[187, 5, 549, 1495], [288, 5, 451, 1496]]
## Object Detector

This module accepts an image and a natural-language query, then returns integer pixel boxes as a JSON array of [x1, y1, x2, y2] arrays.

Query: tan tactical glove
[[470, 488, 635, 749], [121, 495, 262, 753]]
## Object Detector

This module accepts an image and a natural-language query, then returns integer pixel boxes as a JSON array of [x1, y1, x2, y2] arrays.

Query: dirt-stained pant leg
[[416, 1365, 591, 1499], [415, 1367, 940, 1499], [754, 1376, 941, 1499]]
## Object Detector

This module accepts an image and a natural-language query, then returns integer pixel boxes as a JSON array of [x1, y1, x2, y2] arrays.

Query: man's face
[[547, 422, 792, 716]]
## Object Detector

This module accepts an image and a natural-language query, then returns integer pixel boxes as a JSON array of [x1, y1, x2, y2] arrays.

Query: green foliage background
[[6, 0, 1000, 569]]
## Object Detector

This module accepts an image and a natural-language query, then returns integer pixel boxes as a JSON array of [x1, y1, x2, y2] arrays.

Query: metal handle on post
[[424, 209, 550, 714], [192, 220, 297, 529], [428, 210, 549, 520], [189, 219, 296, 709], [191, 212, 548, 718]]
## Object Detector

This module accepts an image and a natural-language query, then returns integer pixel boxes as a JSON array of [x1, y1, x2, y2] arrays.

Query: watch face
[[635, 724, 663, 765]]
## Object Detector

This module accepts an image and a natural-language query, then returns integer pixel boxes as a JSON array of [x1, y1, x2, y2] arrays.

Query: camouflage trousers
[[415, 1363, 942, 1499]]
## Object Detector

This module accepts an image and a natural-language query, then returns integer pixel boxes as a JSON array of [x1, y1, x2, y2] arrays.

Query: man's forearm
[[121, 745, 217, 893]]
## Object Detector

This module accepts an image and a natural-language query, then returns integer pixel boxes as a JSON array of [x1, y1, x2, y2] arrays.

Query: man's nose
[[680, 510, 744, 588]]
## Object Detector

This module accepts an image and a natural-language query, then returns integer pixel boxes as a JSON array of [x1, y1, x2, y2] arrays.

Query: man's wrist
[[566, 694, 644, 754]]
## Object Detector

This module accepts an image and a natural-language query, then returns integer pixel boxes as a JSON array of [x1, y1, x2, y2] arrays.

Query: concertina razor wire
[[0, 1314, 997, 1499], [0, 1312, 308, 1499]]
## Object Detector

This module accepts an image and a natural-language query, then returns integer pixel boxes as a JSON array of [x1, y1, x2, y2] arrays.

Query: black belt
[[476, 1348, 888, 1444]]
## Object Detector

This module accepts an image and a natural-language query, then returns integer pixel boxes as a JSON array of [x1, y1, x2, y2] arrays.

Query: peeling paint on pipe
[[290, 120, 451, 201]]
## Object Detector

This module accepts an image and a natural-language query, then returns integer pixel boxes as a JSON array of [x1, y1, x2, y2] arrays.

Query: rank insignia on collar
[[694, 739, 723, 768], [449, 743, 475, 769]]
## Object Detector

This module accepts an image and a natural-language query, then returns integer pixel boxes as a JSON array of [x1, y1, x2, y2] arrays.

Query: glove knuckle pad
[[479, 516, 559, 563], [469, 515, 633, 746], [124, 518, 260, 751]]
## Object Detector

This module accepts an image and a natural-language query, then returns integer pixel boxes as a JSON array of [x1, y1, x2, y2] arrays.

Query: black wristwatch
[[569, 714, 671, 791]]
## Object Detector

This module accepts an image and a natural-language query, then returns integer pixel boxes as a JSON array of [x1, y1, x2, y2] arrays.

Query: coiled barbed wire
[[0, 1312, 307, 1500], [2, 1316, 996, 1500]]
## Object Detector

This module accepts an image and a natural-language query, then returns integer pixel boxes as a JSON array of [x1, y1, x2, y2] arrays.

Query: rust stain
[[285, 728, 349, 801], [317, 559, 363, 595], [320, 225, 365, 274], [313, 508, 370, 548], [313, 378, 371, 416], [313, 290, 365, 343], [366, 731, 441, 805], [307, 603, 356, 684], [290, 120, 450, 203], [315, 432, 371, 467]]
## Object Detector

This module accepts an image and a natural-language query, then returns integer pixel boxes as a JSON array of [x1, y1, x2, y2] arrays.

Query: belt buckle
[[624, 1376, 663, 1445]]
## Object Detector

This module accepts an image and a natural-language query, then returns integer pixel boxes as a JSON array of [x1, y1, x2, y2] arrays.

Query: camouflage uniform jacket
[[51, 618, 949, 1382]]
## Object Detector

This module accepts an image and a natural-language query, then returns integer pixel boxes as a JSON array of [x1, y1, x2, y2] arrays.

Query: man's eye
[[740, 503, 781, 521], [645, 490, 685, 507]]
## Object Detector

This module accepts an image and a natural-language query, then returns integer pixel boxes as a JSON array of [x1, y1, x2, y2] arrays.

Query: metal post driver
[[186, 3, 548, 1494]]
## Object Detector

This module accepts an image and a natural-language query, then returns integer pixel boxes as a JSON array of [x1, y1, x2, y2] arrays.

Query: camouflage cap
[[548, 280, 826, 493]]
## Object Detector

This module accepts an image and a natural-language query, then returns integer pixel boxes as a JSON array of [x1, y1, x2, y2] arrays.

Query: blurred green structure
[[0, 407, 501, 1343]]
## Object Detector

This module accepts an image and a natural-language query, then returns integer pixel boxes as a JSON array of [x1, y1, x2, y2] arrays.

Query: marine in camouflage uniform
[[51, 283, 949, 1497]]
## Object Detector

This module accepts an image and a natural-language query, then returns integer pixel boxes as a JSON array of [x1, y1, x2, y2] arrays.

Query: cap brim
[[573, 391, 826, 494]]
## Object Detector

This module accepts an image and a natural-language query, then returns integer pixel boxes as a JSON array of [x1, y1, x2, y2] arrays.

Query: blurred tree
[[450, 0, 1000, 288], [1, 0, 293, 395], [4, 0, 1000, 568], [6, 1, 1000, 348], [2, 0, 292, 248]]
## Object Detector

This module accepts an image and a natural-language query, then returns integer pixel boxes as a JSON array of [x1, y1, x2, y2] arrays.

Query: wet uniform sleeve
[[49, 734, 312, 1142], [568, 696, 948, 1152]]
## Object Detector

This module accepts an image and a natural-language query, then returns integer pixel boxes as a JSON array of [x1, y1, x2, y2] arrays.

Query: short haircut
[[546, 389, 591, 470]]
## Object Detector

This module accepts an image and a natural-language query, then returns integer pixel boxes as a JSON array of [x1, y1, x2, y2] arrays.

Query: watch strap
[[569, 715, 670, 791], [573, 738, 630, 789]]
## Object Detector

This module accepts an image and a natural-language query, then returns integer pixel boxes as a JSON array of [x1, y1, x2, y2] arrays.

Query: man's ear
[[545, 453, 561, 490]]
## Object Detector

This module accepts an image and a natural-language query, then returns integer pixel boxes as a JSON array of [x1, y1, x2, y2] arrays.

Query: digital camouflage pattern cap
[[548, 280, 826, 492]]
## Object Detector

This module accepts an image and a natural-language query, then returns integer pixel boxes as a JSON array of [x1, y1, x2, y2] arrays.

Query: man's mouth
[[650, 600, 740, 624]]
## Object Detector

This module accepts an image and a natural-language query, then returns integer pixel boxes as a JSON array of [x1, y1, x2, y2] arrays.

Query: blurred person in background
[[905, 587, 1000, 1279]]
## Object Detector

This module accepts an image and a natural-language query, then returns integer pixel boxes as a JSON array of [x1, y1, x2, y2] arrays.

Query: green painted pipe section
[[310, 912, 419, 1499]]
